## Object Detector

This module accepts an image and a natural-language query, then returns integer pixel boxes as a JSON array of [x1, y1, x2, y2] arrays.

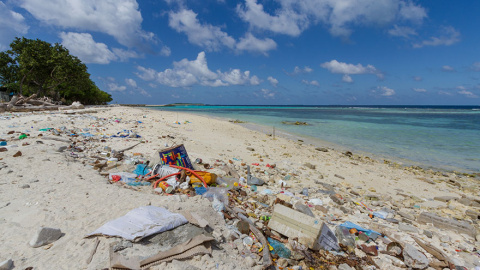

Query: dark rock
[[29, 227, 62, 248], [236, 221, 250, 235], [246, 147, 255, 151], [423, 230, 433, 238], [294, 201, 315, 217], [304, 163, 316, 170], [13, 151, 22, 157], [398, 223, 419, 233], [433, 196, 457, 202], [0, 259, 13, 270], [315, 147, 329, 152], [330, 194, 345, 205], [56, 146, 68, 152], [457, 198, 473, 206], [403, 244, 429, 269]]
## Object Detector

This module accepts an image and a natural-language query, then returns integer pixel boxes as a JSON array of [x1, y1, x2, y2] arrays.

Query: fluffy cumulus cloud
[[256, 88, 275, 99], [60, 32, 117, 64], [19, 0, 153, 48], [0, 2, 29, 50], [236, 0, 427, 38], [372, 86, 395, 96], [289, 66, 313, 75], [267, 76, 278, 87], [125, 78, 137, 88], [302, 80, 320, 86], [168, 9, 276, 55], [321, 60, 382, 82], [236, 33, 277, 55], [135, 51, 260, 88], [169, 9, 235, 51], [107, 83, 127, 92], [413, 26, 460, 48], [125, 78, 151, 97]]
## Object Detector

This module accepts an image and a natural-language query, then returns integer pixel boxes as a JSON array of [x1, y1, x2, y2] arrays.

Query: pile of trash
[[3, 111, 479, 270], [97, 143, 480, 269]]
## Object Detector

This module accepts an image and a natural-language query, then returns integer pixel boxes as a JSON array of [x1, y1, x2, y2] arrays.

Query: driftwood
[[8, 105, 62, 112], [2, 94, 81, 112], [42, 136, 71, 143], [227, 206, 272, 269]]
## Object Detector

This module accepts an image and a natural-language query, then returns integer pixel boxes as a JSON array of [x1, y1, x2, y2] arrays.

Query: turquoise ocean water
[[151, 105, 480, 173]]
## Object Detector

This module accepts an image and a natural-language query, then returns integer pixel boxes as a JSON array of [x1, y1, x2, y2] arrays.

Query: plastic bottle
[[335, 226, 356, 253], [267, 237, 291, 258]]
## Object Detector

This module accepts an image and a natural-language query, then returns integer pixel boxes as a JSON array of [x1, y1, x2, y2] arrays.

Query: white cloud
[[398, 1, 427, 23], [267, 76, 278, 87], [236, 33, 277, 55], [290, 66, 313, 75], [321, 60, 382, 82], [301, 80, 320, 86], [413, 76, 422, 81], [168, 9, 276, 55], [60, 32, 117, 64], [441, 65, 455, 72], [135, 66, 157, 81], [373, 86, 395, 96], [236, 0, 427, 38], [470, 62, 480, 72], [136, 51, 260, 88], [438, 91, 453, 96], [342, 74, 353, 83], [0, 2, 29, 50], [107, 83, 126, 92], [260, 88, 275, 99], [125, 78, 137, 88], [112, 48, 142, 62], [137, 88, 151, 97], [413, 88, 427, 92], [160, 46, 171, 57], [458, 90, 478, 98], [168, 9, 235, 51], [413, 26, 460, 48], [388, 25, 417, 38], [19, 0, 153, 48], [125, 78, 151, 97]]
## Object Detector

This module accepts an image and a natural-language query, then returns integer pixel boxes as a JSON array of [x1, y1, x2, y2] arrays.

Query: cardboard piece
[[268, 204, 323, 250], [317, 223, 340, 251]]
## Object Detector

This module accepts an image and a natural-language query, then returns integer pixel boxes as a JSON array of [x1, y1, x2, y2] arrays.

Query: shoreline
[[149, 107, 478, 177]]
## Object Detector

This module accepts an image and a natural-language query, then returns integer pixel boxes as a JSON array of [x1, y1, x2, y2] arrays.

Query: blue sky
[[1, 0, 479, 105]]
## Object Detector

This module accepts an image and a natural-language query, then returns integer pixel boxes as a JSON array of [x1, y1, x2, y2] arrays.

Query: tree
[[0, 37, 112, 104]]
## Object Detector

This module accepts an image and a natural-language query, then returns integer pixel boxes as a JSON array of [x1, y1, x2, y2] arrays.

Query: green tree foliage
[[0, 37, 112, 105]]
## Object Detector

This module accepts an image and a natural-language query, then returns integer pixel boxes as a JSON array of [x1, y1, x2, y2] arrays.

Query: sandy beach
[[0, 106, 479, 270]]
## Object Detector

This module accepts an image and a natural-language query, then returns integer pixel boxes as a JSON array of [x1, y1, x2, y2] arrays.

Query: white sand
[[0, 106, 477, 269]]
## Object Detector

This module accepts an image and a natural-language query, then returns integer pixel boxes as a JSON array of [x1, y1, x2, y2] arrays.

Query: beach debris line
[[3, 108, 479, 269]]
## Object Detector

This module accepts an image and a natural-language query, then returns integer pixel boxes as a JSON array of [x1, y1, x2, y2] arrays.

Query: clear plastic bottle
[[335, 226, 356, 253]]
